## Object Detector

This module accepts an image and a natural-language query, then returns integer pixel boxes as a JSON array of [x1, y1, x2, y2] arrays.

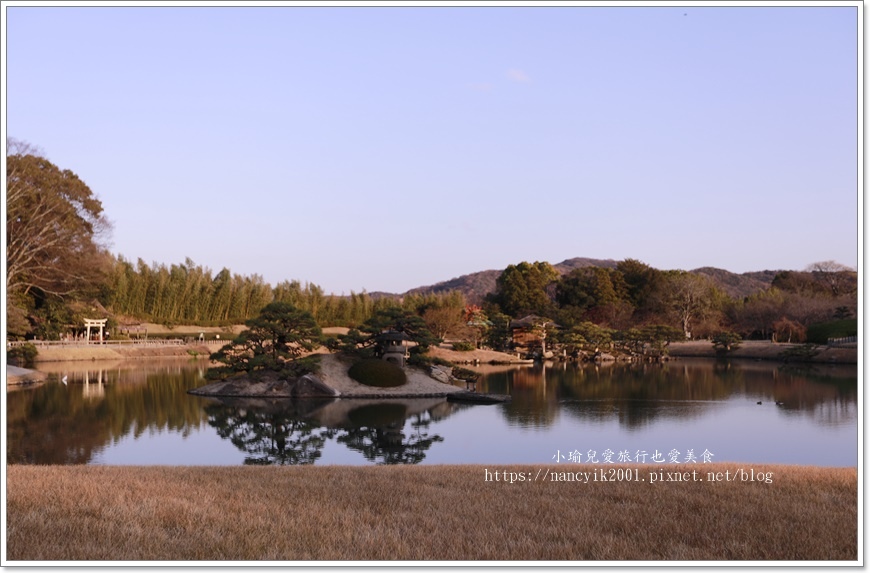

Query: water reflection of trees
[[205, 400, 337, 465], [204, 399, 449, 465], [498, 366, 560, 427], [9, 359, 855, 465], [8, 358, 458, 466], [7, 362, 210, 464], [475, 360, 857, 429], [7, 382, 109, 464], [336, 404, 445, 464]]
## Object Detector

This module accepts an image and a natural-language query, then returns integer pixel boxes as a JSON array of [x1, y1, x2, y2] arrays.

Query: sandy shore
[[315, 353, 465, 397], [6, 365, 47, 389], [427, 344, 532, 364]]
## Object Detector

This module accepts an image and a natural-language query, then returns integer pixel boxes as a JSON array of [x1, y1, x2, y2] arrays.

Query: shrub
[[139, 332, 186, 340], [348, 359, 407, 387], [8, 343, 38, 367], [407, 353, 453, 368], [772, 318, 807, 343], [451, 366, 479, 382], [711, 331, 742, 355], [451, 341, 476, 352], [806, 319, 858, 345], [292, 355, 321, 377]]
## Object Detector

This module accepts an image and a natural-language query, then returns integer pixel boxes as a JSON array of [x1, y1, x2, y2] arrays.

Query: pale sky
[[4, 2, 861, 295]]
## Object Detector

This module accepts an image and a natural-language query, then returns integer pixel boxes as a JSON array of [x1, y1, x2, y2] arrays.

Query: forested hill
[[690, 268, 782, 299], [403, 257, 617, 303], [553, 257, 620, 273], [404, 258, 778, 303], [403, 270, 502, 303]]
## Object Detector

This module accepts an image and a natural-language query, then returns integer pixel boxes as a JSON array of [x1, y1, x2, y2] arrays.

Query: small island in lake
[[189, 302, 513, 402]]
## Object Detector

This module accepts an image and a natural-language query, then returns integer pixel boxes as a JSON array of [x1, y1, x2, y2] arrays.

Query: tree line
[[6, 139, 856, 345], [104, 255, 468, 328], [101, 255, 855, 346], [480, 259, 857, 347]]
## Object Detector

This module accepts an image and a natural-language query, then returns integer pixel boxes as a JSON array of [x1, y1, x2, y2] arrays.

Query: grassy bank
[[667, 340, 857, 364], [28, 344, 213, 363], [6, 464, 856, 562]]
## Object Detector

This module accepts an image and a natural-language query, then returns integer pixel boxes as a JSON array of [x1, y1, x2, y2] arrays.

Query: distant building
[[509, 315, 558, 352]]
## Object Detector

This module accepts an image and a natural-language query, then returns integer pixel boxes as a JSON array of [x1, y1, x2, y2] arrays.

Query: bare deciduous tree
[[7, 137, 45, 158], [805, 261, 856, 297], [6, 142, 112, 297], [665, 272, 719, 339], [422, 306, 465, 340]]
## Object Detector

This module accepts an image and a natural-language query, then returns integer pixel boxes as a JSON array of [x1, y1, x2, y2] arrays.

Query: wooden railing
[[7, 338, 229, 348], [7, 339, 187, 348]]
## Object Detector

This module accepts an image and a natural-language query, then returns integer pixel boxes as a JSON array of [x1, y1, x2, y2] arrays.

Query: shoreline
[[15, 339, 857, 365], [666, 340, 857, 363], [9, 339, 857, 392], [19, 343, 214, 363], [5, 364, 48, 389]]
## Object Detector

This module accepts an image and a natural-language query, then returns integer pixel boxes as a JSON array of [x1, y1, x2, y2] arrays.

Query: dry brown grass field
[[5, 464, 857, 562]]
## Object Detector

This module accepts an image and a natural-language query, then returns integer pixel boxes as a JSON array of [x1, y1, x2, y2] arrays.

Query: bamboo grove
[[105, 256, 466, 328]]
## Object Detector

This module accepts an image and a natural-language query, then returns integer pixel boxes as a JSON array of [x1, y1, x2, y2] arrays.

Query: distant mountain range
[[389, 257, 782, 303]]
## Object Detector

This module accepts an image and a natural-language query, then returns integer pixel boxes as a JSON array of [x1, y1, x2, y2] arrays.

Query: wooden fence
[[7, 339, 187, 348], [7, 338, 231, 348]]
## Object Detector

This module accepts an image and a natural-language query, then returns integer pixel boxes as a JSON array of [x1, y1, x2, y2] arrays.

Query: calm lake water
[[6, 357, 858, 467]]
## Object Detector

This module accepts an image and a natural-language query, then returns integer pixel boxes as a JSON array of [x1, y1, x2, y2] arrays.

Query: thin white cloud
[[507, 68, 531, 83]]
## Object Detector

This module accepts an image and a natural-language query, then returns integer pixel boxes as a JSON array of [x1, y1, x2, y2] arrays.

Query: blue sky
[[4, 3, 860, 294]]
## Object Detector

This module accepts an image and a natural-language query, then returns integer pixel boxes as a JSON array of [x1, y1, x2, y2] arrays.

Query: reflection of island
[[7, 359, 856, 466], [336, 401, 445, 464], [203, 397, 459, 465], [204, 399, 336, 465], [475, 360, 857, 430]]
